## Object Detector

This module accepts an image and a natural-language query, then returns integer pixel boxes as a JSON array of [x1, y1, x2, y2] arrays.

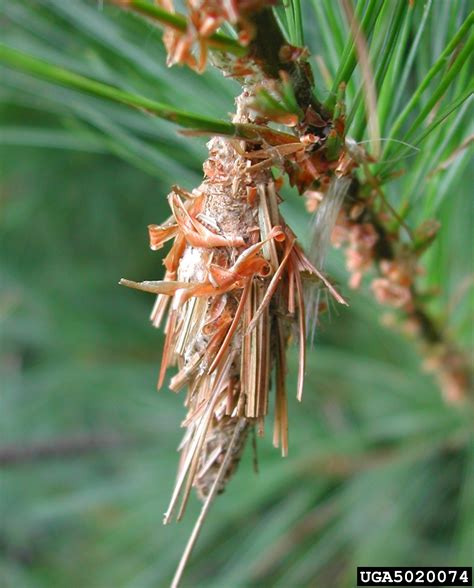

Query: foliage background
[[0, 1, 472, 587]]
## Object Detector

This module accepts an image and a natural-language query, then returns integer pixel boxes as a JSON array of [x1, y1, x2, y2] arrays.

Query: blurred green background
[[0, 1, 472, 587]]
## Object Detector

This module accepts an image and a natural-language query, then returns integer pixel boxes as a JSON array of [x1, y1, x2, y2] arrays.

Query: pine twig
[[247, 7, 323, 115], [332, 176, 472, 404]]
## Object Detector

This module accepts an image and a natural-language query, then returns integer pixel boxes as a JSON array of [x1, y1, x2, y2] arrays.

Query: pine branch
[[247, 7, 324, 115], [338, 177, 472, 404]]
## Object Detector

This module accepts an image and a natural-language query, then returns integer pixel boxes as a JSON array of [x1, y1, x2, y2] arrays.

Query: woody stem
[[353, 190, 471, 401], [247, 7, 329, 118]]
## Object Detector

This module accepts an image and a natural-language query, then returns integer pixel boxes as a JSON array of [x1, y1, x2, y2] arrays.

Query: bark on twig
[[247, 8, 323, 114]]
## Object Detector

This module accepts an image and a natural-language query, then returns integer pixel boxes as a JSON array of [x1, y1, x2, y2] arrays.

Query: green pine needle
[[0, 44, 236, 136]]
